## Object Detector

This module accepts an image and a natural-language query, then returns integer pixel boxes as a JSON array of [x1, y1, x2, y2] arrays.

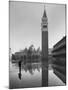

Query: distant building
[[15, 51, 27, 57], [48, 48, 53, 65], [52, 36, 66, 83], [48, 48, 53, 55]]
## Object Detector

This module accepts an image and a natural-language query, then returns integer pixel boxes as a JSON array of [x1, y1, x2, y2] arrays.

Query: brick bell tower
[[41, 6, 48, 86]]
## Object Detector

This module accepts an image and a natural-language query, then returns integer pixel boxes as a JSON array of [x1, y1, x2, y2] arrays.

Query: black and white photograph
[[9, 1, 66, 89]]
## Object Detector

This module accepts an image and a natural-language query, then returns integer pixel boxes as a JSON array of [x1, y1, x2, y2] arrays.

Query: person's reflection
[[18, 60, 22, 80]]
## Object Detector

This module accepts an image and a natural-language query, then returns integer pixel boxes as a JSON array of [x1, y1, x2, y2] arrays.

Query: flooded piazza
[[9, 61, 42, 89]]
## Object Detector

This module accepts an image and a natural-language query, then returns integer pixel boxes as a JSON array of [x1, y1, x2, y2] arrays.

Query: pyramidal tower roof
[[43, 4, 47, 17], [43, 10, 47, 17]]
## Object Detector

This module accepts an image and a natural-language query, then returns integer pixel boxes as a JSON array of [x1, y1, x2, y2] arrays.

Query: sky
[[9, 1, 66, 53]]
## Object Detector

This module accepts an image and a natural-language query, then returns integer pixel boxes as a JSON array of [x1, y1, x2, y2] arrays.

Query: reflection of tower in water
[[41, 4, 48, 86]]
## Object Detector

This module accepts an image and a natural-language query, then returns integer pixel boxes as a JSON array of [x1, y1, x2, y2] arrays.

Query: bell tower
[[41, 7, 48, 60], [41, 6, 48, 86]]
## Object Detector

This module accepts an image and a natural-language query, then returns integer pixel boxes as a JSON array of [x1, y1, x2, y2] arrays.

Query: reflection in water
[[42, 57, 48, 87], [18, 61, 22, 80], [21, 62, 41, 75], [9, 60, 41, 89], [18, 72, 21, 80]]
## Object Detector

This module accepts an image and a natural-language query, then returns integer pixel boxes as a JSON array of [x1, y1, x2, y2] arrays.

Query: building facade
[[52, 36, 66, 84]]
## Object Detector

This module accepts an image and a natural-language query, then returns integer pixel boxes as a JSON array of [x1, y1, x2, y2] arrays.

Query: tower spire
[[43, 3, 47, 17], [44, 3, 46, 11]]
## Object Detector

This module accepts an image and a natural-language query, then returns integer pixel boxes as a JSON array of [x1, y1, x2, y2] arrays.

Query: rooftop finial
[[44, 3, 46, 10], [43, 0, 46, 10]]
